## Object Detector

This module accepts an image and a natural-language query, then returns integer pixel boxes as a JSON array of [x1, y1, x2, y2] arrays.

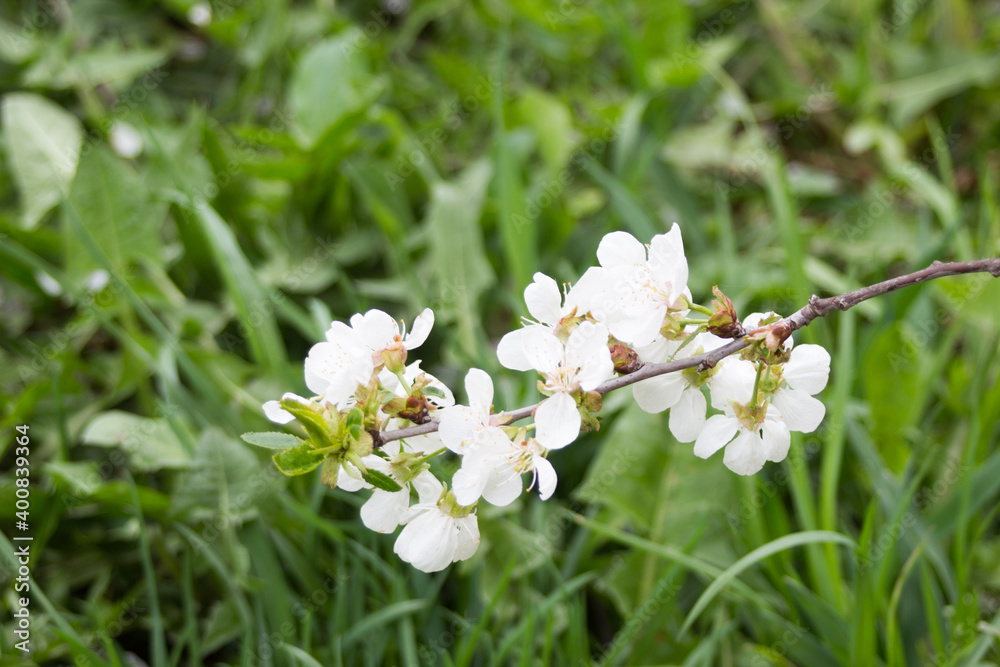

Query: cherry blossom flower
[[438, 368, 509, 455], [631, 331, 728, 442], [499, 321, 613, 448], [694, 358, 790, 475], [451, 428, 557, 506], [496, 271, 603, 372], [394, 474, 479, 572], [592, 225, 690, 347]]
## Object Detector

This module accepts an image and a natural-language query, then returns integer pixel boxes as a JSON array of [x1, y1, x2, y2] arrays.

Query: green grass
[[1, 0, 1000, 665]]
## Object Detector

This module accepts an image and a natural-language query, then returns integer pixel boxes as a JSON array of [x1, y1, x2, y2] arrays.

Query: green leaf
[[679, 531, 856, 636], [81, 411, 192, 471], [426, 160, 495, 356], [2, 92, 83, 228], [515, 88, 576, 173], [241, 432, 302, 450], [361, 467, 403, 493], [272, 444, 325, 476], [63, 145, 165, 282], [288, 29, 384, 149]]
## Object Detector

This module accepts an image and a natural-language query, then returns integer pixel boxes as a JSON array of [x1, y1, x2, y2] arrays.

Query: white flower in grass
[[344, 443, 439, 534], [593, 225, 690, 347], [695, 359, 791, 475], [631, 331, 728, 442], [304, 308, 435, 407], [438, 368, 509, 455], [497, 270, 604, 372], [500, 321, 613, 449], [394, 474, 479, 573], [764, 344, 830, 433], [451, 428, 558, 506]]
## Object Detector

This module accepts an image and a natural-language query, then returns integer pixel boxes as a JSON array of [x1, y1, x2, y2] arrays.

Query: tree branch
[[379, 258, 1000, 445]]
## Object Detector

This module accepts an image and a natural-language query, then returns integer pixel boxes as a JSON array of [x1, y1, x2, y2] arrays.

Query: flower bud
[[707, 286, 743, 338], [610, 343, 642, 374]]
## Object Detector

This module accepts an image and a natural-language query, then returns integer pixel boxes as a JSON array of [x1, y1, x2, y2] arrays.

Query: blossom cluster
[[248, 225, 830, 572]]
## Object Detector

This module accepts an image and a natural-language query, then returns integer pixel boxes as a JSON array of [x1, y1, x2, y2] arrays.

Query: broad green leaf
[[272, 444, 325, 476], [62, 145, 165, 282], [2, 92, 83, 228], [426, 160, 495, 356], [22, 44, 169, 90], [241, 431, 302, 450], [361, 467, 403, 493], [81, 410, 192, 471], [516, 88, 576, 173], [288, 29, 384, 149]]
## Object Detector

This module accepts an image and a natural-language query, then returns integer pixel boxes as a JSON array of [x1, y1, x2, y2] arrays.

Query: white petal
[[410, 470, 443, 506], [451, 515, 480, 563], [693, 414, 739, 459], [597, 231, 646, 269], [452, 464, 489, 506], [565, 266, 606, 316], [632, 374, 685, 414], [262, 400, 294, 424], [634, 335, 673, 363], [566, 322, 613, 390], [324, 320, 358, 344], [524, 272, 563, 327], [609, 305, 666, 347], [760, 419, 791, 463], [771, 388, 826, 433], [647, 224, 689, 302], [304, 340, 373, 404], [481, 463, 523, 507], [533, 456, 558, 501], [350, 309, 398, 350], [496, 326, 544, 372], [337, 460, 372, 492], [723, 430, 766, 475], [464, 368, 495, 418], [438, 405, 483, 454], [692, 332, 728, 353], [668, 386, 707, 442], [521, 328, 564, 375], [403, 308, 434, 349], [360, 488, 410, 533], [783, 344, 831, 395], [394, 511, 455, 572], [534, 393, 581, 449], [708, 358, 757, 410]]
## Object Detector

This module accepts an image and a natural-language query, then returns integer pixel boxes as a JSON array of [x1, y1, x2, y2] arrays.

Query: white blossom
[[591, 225, 690, 347], [451, 428, 557, 506], [499, 321, 613, 449], [394, 475, 479, 572], [631, 331, 728, 442]]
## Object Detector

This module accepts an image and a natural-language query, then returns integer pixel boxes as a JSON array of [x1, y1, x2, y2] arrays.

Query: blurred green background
[[1, 0, 1000, 665]]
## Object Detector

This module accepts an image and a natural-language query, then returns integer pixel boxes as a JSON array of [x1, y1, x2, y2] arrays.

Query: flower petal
[[566, 321, 613, 390], [452, 515, 480, 563], [723, 430, 766, 475], [708, 358, 757, 410], [783, 344, 831, 395], [350, 309, 398, 350], [668, 386, 707, 442], [438, 405, 483, 454], [772, 388, 826, 433], [403, 308, 434, 349], [693, 414, 739, 459], [496, 325, 544, 372], [632, 373, 685, 414], [760, 419, 791, 463], [481, 463, 523, 507], [597, 231, 646, 269], [262, 400, 294, 424], [533, 455, 558, 501], [565, 266, 606, 316], [464, 368, 494, 418], [608, 305, 667, 348], [524, 272, 563, 327], [647, 223, 688, 303], [534, 393, 581, 449], [360, 488, 410, 533], [394, 511, 455, 572], [520, 327, 564, 376]]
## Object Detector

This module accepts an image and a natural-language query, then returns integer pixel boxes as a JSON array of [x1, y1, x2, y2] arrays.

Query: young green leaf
[[362, 467, 403, 493], [272, 444, 325, 476], [241, 432, 302, 450]]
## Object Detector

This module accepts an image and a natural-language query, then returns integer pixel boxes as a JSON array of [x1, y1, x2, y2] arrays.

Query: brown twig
[[380, 258, 1000, 445]]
